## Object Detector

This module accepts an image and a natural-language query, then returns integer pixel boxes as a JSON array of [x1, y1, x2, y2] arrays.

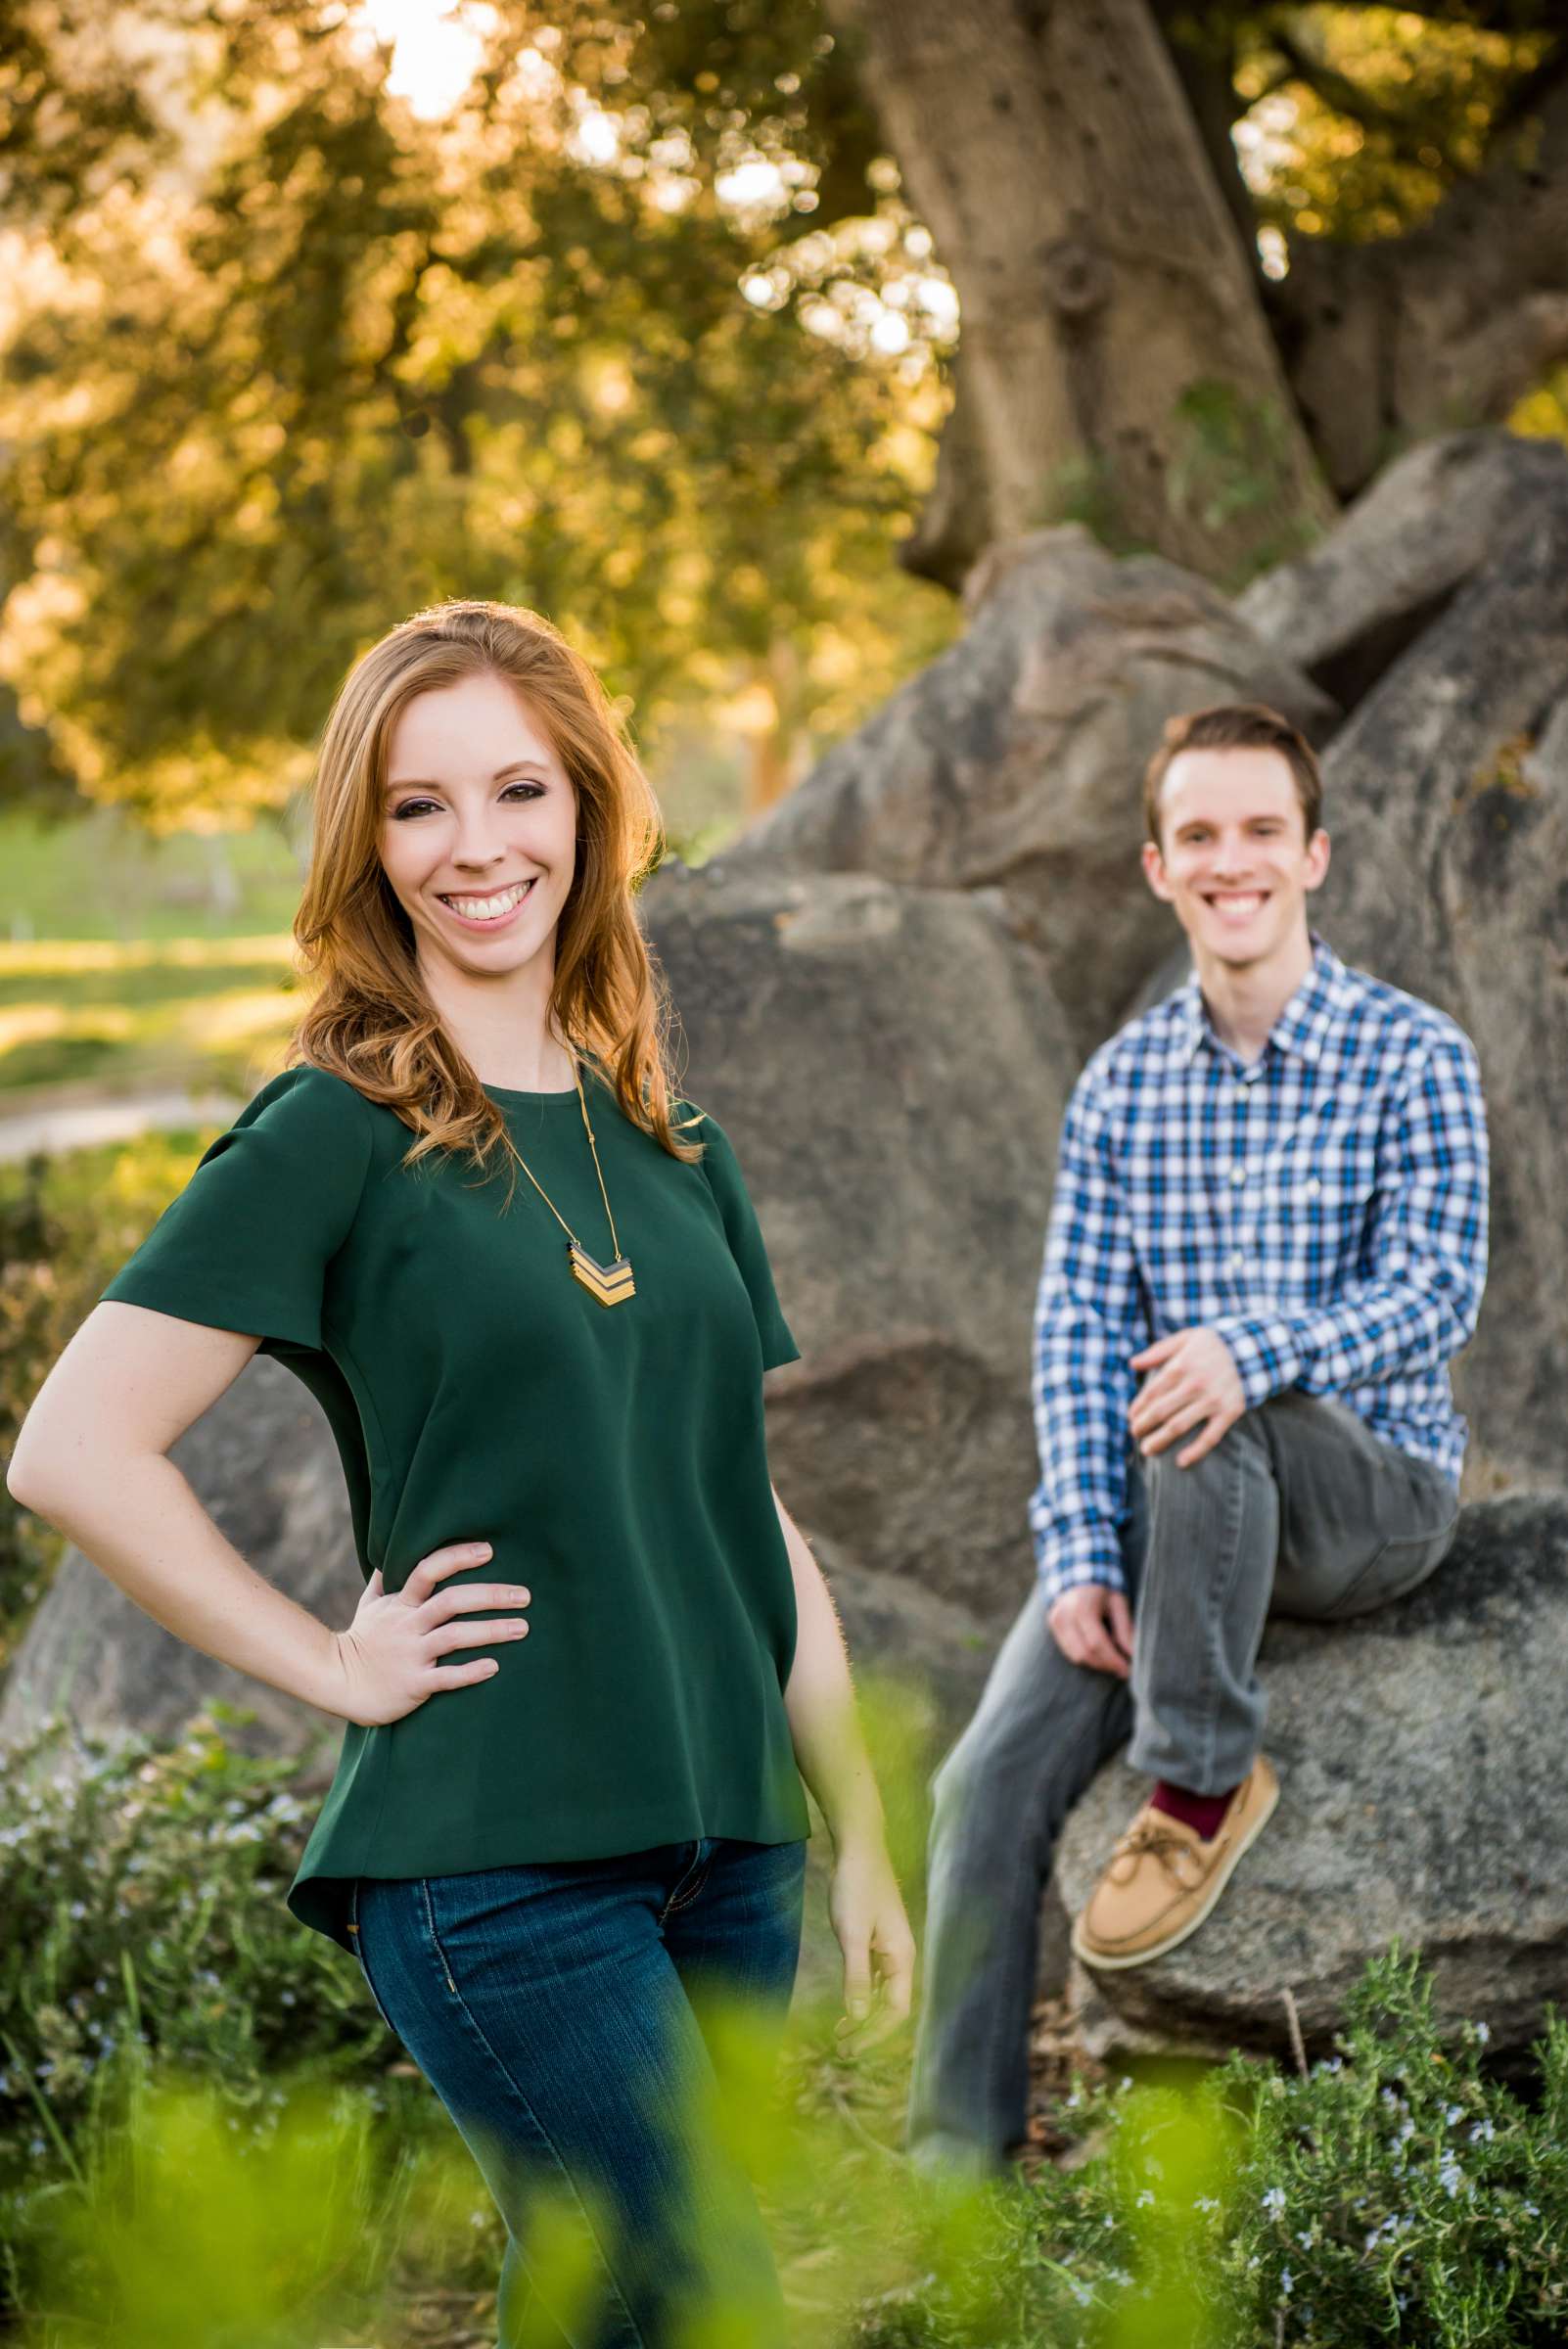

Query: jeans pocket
[[349, 1877, 398, 2035], [1325, 1512, 1459, 1620]]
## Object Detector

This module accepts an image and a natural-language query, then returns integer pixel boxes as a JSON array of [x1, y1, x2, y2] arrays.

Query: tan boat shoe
[[1070, 1756, 1280, 1971]]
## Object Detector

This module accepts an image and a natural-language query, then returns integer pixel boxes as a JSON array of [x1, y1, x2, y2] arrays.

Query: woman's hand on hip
[[828, 1837, 916, 2053], [328, 1541, 531, 1727]]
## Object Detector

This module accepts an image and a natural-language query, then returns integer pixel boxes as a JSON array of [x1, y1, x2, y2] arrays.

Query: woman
[[8, 599, 916, 2347]]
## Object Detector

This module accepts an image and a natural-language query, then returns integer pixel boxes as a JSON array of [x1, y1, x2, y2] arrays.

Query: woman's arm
[[774, 1483, 916, 2035], [776, 1483, 885, 1851], [7, 1302, 355, 1715]]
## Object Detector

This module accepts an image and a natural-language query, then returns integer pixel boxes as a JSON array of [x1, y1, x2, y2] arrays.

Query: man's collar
[[1175, 931, 1349, 1068]]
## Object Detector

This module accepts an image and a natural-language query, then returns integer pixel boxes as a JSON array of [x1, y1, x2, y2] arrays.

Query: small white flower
[[1262, 2186, 1286, 2216], [1474, 2020, 1491, 2046], [1280, 2266, 1294, 2296]]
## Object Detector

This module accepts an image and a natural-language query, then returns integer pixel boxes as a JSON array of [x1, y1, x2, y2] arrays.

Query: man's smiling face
[[1140, 744, 1329, 970]]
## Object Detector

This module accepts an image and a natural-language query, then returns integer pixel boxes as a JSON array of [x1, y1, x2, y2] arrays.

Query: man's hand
[[1048, 1584, 1134, 1677], [1129, 1327, 1245, 1467]]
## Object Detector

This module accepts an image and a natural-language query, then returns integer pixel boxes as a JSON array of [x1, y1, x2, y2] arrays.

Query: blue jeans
[[351, 1836, 808, 2348]]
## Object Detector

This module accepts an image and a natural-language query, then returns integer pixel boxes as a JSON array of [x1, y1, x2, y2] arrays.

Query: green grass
[[0, 806, 308, 1098], [0, 935, 301, 1101], [0, 807, 306, 946]]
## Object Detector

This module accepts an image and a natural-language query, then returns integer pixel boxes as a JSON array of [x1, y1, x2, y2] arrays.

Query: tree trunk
[[830, 0, 1336, 588]]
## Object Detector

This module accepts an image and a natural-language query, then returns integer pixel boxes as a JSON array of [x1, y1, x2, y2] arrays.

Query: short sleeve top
[[99, 1061, 811, 1951]]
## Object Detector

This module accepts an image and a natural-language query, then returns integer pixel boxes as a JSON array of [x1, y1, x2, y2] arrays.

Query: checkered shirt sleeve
[[1028, 1053, 1149, 1607]]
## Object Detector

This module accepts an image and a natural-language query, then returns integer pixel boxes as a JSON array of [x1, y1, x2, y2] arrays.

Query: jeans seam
[[349, 1878, 397, 2035], [1134, 1430, 1250, 1791], [418, 1875, 651, 2349], [1202, 1439, 1253, 1790], [1328, 1506, 1460, 1617], [658, 1844, 713, 1923], [921, 1765, 1032, 2153], [660, 1873, 710, 1920]]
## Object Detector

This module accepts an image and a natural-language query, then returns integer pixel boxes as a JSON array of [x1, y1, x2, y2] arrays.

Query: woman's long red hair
[[288, 598, 702, 1206]]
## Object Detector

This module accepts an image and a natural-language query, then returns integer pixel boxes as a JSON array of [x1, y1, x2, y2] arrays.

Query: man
[[905, 702, 1490, 2180]]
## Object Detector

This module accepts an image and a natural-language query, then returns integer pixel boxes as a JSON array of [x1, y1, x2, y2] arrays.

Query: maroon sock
[[1149, 1779, 1236, 1842]]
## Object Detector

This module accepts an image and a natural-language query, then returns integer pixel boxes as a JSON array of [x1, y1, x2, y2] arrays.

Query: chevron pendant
[[568, 1240, 636, 1308]]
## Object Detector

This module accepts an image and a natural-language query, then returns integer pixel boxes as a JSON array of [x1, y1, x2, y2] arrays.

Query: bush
[[6, 1688, 1566, 2347], [853, 1949, 1568, 2349], [0, 1714, 383, 2211]]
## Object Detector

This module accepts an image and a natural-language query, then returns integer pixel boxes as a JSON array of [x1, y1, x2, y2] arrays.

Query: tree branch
[[1262, 22, 1439, 145], [1270, 37, 1568, 493]]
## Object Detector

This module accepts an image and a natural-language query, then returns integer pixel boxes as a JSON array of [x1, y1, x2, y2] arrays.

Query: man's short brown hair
[[1142, 703, 1323, 849]]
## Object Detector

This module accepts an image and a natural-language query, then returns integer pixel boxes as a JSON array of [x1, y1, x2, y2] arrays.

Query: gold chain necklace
[[506, 1057, 634, 1308]]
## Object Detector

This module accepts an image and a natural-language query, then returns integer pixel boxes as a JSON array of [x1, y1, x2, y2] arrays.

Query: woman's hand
[[328, 1541, 531, 1727], [827, 1836, 917, 2052]]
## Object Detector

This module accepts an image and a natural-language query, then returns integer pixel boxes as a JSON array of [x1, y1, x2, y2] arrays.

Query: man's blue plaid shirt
[[1029, 931, 1490, 1605]]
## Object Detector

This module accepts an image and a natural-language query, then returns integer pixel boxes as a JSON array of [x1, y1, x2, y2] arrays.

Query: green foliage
[[1232, 9, 1560, 251], [1167, 382, 1328, 591], [852, 1948, 1568, 2349], [2, 1688, 1567, 2347], [7, 2046, 506, 2347], [0, 806, 304, 944], [1, 0, 954, 829], [0, 1713, 370, 2169]]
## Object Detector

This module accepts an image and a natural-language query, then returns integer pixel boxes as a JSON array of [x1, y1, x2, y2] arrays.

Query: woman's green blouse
[[99, 1063, 811, 1952]]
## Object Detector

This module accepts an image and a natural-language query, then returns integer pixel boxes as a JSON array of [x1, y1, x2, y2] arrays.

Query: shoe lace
[[1110, 1815, 1221, 1890]]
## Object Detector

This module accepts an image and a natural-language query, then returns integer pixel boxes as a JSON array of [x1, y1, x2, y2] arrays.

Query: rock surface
[[1055, 1494, 1568, 2067], [716, 526, 1334, 1051], [641, 861, 1080, 1622], [1236, 429, 1568, 712]]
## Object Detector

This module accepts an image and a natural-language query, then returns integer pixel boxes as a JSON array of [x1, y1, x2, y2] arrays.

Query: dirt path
[[0, 1086, 242, 1164]]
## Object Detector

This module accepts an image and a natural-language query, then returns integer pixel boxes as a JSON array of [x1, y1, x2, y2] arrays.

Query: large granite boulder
[[715, 527, 1334, 1053], [641, 861, 1079, 1627], [1055, 1494, 1568, 2069], [1236, 430, 1568, 712]]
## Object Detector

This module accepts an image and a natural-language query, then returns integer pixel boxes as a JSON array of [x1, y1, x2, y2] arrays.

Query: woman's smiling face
[[378, 669, 577, 983]]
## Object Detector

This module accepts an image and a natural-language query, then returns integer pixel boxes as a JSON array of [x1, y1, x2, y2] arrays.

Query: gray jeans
[[904, 1392, 1460, 2175]]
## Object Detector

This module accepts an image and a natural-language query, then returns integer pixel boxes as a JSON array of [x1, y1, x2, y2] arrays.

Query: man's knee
[[1137, 1405, 1271, 1496]]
